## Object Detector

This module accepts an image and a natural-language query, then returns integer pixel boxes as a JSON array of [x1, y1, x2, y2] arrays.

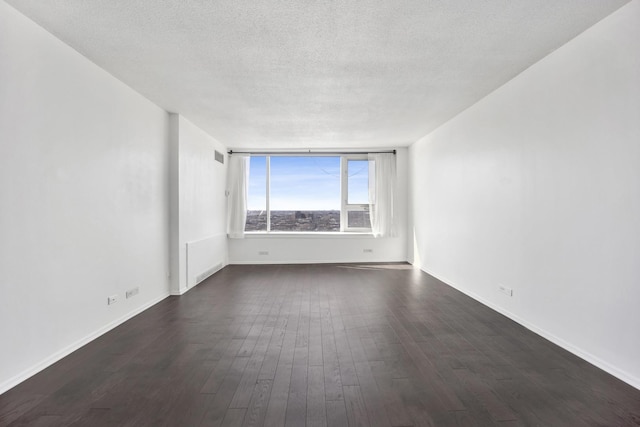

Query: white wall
[[228, 148, 409, 264], [0, 3, 171, 393], [409, 0, 640, 388], [169, 115, 228, 295]]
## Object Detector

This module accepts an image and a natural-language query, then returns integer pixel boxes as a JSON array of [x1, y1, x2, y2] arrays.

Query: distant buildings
[[245, 210, 340, 232]]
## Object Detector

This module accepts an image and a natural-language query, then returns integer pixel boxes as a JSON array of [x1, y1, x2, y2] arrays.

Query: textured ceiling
[[5, 0, 630, 149]]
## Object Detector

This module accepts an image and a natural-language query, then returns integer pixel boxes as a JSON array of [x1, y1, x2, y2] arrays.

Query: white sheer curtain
[[368, 153, 396, 238], [226, 154, 250, 238]]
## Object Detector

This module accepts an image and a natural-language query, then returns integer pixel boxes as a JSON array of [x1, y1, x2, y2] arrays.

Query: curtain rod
[[227, 149, 396, 156]]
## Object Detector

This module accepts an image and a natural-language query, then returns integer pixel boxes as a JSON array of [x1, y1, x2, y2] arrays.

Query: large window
[[245, 155, 373, 232]]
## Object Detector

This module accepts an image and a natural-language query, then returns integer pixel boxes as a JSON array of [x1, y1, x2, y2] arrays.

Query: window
[[245, 155, 373, 232]]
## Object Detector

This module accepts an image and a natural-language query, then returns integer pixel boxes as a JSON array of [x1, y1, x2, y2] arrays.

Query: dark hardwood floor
[[1, 264, 639, 426]]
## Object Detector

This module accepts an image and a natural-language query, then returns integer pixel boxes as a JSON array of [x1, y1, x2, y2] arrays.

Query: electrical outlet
[[126, 287, 139, 299], [363, 248, 373, 253], [498, 285, 513, 297], [107, 295, 118, 305], [258, 251, 269, 255]]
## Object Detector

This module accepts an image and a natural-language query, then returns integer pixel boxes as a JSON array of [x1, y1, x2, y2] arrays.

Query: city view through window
[[245, 156, 371, 232]]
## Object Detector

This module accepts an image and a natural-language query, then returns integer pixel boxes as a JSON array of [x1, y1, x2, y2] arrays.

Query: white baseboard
[[419, 266, 640, 391], [228, 259, 408, 265], [0, 293, 170, 395]]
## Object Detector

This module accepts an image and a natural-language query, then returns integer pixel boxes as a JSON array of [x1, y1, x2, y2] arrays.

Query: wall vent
[[214, 150, 224, 164], [195, 262, 223, 285]]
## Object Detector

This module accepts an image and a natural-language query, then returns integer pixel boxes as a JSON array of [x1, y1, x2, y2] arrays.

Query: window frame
[[245, 154, 373, 234]]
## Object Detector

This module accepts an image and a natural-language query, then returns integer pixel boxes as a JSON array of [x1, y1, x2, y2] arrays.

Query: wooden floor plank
[[221, 408, 246, 427], [307, 365, 327, 427], [230, 321, 275, 408], [199, 356, 250, 427], [326, 399, 349, 427], [242, 379, 272, 427], [284, 364, 308, 427], [369, 360, 414, 427], [334, 330, 359, 387], [0, 393, 46, 426], [201, 339, 245, 394], [262, 362, 293, 427]]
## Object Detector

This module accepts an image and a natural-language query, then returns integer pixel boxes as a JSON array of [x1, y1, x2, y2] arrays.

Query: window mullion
[[266, 155, 271, 232], [340, 156, 347, 232]]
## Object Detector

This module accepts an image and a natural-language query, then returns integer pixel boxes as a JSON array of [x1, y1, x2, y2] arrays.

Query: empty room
[[1, 0, 639, 426]]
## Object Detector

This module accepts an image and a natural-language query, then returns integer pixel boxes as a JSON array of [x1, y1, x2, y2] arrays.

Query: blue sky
[[247, 156, 369, 210]]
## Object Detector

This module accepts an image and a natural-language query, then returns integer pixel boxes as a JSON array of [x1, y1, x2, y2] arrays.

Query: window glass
[[269, 156, 340, 231], [245, 156, 267, 231], [347, 210, 371, 229], [347, 159, 370, 205]]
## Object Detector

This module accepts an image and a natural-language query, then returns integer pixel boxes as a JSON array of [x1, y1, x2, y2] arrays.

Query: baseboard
[[419, 266, 640, 391], [0, 293, 170, 395], [228, 259, 408, 265]]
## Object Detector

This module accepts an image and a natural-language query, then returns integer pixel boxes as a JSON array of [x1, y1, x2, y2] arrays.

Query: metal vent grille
[[214, 150, 224, 164], [195, 263, 223, 285]]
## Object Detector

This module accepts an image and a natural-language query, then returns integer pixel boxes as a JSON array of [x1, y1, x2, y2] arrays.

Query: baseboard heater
[[186, 234, 227, 288], [194, 262, 223, 285]]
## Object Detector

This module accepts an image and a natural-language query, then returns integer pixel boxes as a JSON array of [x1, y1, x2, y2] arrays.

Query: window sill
[[242, 231, 375, 239]]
